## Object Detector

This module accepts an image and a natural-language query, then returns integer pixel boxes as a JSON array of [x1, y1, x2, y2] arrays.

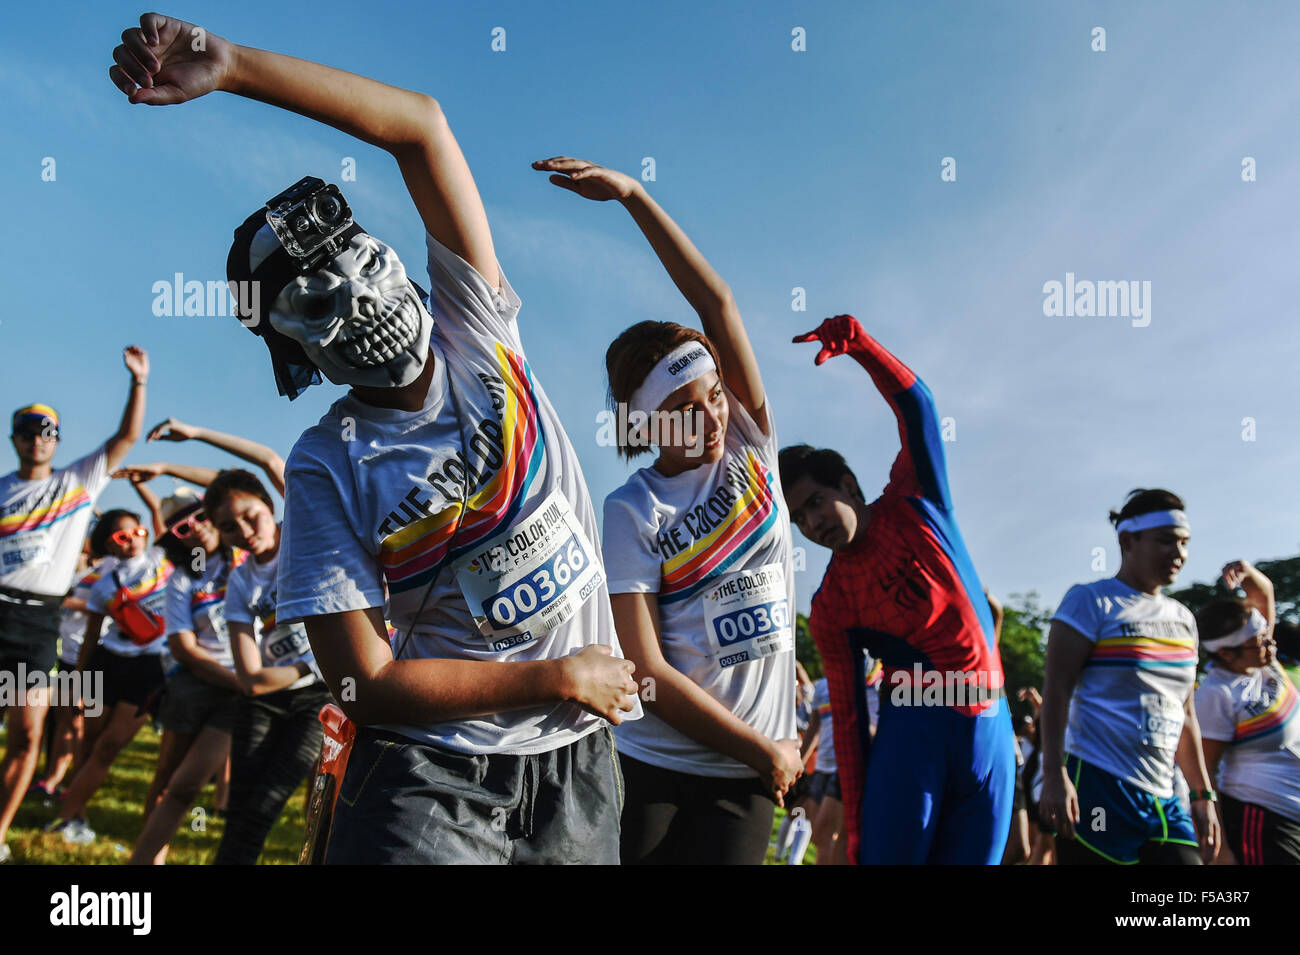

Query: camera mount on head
[[264, 176, 356, 273]]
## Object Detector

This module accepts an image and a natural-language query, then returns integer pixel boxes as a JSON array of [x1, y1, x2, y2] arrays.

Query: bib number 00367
[[712, 598, 789, 648]]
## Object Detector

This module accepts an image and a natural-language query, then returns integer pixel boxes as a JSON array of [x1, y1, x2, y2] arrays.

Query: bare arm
[[799, 708, 821, 765], [74, 614, 106, 671], [147, 419, 284, 496], [1222, 560, 1275, 633], [102, 347, 150, 473], [123, 476, 166, 539], [303, 606, 637, 725], [116, 462, 221, 489], [1178, 689, 1222, 862], [1036, 620, 1093, 838], [168, 630, 243, 693], [1039, 622, 1091, 777], [610, 592, 800, 803], [1200, 737, 1228, 790], [1176, 692, 1215, 794], [228, 622, 312, 696], [986, 589, 1004, 644], [110, 14, 498, 285], [534, 159, 765, 422]]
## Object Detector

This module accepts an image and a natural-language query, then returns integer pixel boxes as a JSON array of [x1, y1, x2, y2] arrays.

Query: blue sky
[[4, 1, 1298, 614]]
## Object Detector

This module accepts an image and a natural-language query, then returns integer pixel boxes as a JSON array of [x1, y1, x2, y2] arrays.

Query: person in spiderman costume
[[779, 314, 1015, 864]]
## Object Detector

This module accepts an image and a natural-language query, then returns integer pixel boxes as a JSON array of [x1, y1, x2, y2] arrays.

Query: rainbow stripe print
[[659, 450, 779, 605], [379, 343, 545, 595], [1088, 631, 1197, 670], [0, 485, 92, 541], [1234, 672, 1299, 744], [107, 560, 172, 614]]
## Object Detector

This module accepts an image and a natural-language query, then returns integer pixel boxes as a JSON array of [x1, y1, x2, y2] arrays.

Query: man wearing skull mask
[[110, 13, 640, 864]]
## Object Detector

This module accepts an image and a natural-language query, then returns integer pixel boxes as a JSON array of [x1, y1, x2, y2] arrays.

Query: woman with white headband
[[533, 158, 800, 864], [1038, 488, 1220, 865], [1195, 561, 1300, 864]]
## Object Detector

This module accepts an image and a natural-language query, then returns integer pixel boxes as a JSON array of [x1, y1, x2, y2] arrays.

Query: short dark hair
[[203, 469, 275, 516], [1108, 488, 1185, 529], [89, 508, 141, 559], [1196, 600, 1252, 657], [778, 444, 860, 498]]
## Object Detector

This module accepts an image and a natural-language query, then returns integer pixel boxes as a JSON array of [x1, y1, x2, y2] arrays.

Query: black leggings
[[1220, 793, 1300, 864], [214, 682, 329, 865], [1055, 834, 1202, 865], [618, 753, 775, 865]]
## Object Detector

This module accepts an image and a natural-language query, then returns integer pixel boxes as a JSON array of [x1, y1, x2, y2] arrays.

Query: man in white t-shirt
[[0, 348, 150, 864], [109, 14, 638, 863]]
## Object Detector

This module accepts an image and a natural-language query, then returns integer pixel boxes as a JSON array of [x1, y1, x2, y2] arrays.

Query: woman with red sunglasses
[[116, 424, 286, 864], [45, 498, 173, 845]]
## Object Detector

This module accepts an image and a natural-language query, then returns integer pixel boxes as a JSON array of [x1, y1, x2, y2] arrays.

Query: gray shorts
[[325, 725, 623, 865], [159, 668, 239, 736]]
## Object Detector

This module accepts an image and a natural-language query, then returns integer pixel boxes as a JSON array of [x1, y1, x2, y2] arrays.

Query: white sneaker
[[46, 818, 96, 845], [0, 842, 11, 863]]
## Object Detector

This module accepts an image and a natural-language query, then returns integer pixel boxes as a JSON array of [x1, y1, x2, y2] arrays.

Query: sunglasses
[[13, 426, 58, 441], [109, 526, 149, 548], [167, 510, 210, 541]]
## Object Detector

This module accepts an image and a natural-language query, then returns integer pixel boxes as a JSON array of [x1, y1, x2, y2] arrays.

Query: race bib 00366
[[0, 530, 53, 571], [703, 562, 793, 669], [452, 487, 602, 653]]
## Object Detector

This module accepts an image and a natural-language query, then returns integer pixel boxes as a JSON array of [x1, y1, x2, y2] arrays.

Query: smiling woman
[[545, 156, 802, 865]]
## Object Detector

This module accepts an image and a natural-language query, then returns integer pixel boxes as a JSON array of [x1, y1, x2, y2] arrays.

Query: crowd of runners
[[0, 13, 1297, 866]]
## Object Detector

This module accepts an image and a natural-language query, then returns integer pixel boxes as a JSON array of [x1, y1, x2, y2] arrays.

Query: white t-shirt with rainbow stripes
[[603, 388, 797, 777], [0, 446, 110, 596], [1196, 662, 1300, 822], [278, 236, 630, 755], [1054, 577, 1198, 797]]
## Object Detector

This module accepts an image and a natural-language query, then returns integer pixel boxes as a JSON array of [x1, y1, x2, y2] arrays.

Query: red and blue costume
[[806, 316, 1014, 864]]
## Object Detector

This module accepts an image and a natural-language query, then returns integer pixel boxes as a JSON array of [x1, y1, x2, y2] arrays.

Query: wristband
[[1190, 789, 1217, 803]]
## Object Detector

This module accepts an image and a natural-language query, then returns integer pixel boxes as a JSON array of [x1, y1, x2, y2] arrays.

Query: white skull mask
[[268, 232, 432, 388]]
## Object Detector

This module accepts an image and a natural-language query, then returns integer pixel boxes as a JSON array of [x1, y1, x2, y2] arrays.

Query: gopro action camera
[[265, 176, 355, 271]]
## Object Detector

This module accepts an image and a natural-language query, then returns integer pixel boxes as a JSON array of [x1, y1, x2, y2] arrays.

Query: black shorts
[[0, 595, 61, 675], [618, 753, 775, 865], [1220, 792, 1300, 865], [91, 644, 166, 710], [159, 668, 239, 736], [807, 769, 842, 803]]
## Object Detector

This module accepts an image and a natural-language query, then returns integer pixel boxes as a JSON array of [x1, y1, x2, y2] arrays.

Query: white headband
[[628, 342, 717, 418], [1204, 608, 1268, 653], [1116, 509, 1190, 534]]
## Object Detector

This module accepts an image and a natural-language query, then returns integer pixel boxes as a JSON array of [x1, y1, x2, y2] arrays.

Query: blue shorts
[[1062, 753, 1198, 864], [862, 695, 1015, 864]]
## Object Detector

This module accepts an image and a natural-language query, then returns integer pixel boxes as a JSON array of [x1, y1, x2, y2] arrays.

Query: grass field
[[1, 723, 810, 865], [0, 723, 306, 865]]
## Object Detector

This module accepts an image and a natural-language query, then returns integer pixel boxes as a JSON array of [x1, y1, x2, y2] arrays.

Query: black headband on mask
[[231, 179, 434, 400], [226, 207, 364, 401]]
